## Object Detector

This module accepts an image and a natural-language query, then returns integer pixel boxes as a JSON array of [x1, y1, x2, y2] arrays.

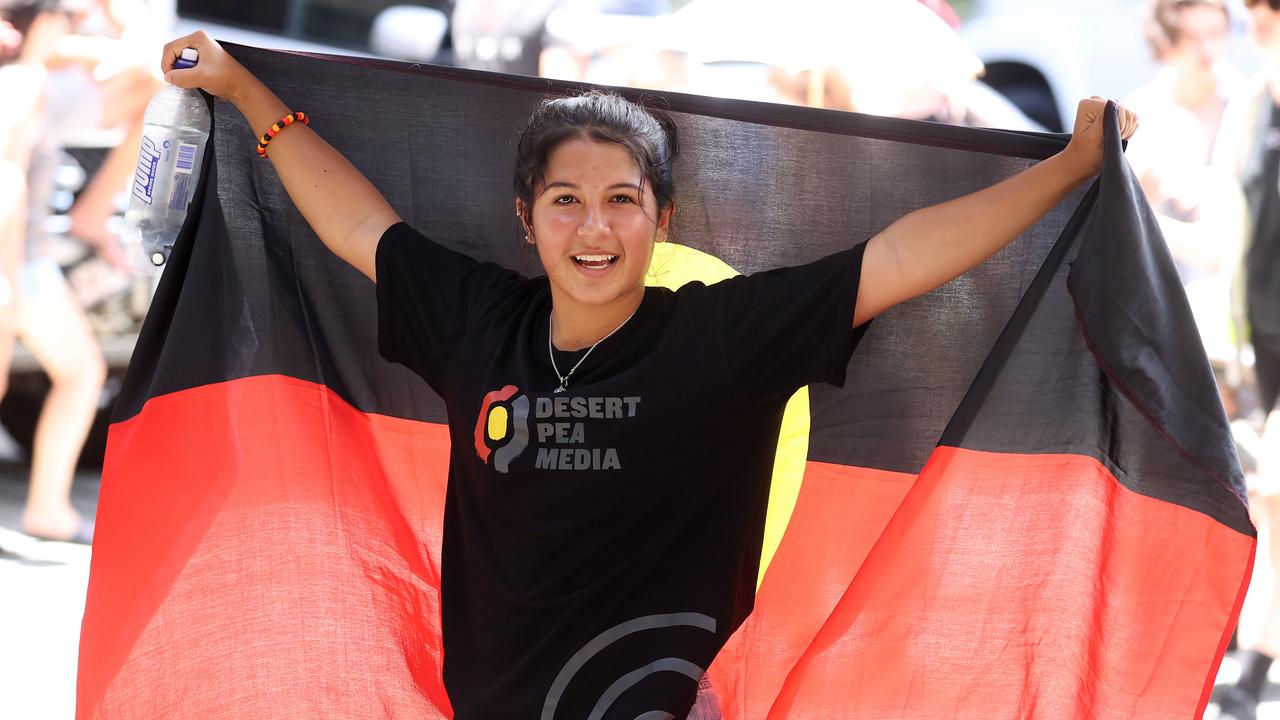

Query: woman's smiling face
[[522, 136, 672, 313]]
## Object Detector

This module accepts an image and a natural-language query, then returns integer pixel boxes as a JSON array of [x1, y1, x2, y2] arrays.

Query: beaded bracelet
[[256, 111, 309, 158]]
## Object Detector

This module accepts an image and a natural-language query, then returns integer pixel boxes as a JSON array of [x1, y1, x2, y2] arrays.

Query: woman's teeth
[[572, 254, 618, 269]]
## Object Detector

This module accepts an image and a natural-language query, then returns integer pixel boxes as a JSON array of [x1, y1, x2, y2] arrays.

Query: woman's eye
[[553, 195, 576, 205], [611, 194, 636, 204]]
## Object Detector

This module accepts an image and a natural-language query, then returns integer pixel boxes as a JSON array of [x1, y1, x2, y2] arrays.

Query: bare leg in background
[[17, 271, 105, 541]]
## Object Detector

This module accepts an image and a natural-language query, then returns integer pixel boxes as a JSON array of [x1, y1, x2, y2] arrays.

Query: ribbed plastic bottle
[[121, 47, 210, 272]]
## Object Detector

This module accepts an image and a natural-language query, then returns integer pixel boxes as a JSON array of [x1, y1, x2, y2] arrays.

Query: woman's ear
[[655, 203, 675, 243], [515, 199, 534, 243]]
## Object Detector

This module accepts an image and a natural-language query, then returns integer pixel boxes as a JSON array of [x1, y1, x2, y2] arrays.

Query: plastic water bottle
[[121, 47, 210, 272]]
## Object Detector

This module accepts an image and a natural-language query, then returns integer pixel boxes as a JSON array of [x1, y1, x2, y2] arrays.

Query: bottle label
[[168, 174, 191, 212], [175, 142, 198, 174], [132, 135, 162, 205]]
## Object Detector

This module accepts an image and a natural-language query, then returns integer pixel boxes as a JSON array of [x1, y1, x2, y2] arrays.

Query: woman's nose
[[577, 205, 608, 238]]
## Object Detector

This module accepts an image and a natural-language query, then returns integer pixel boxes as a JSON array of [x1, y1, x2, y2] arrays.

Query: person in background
[[1126, 0, 1240, 281], [30, 0, 166, 268], [1125, 0, 1247, 475], [0, 6, 107, 545], [0, 16, 40, 425], [761, 12, 1041, 130], [1211, 1, 1280, 717], [539, 0, 682, 91]]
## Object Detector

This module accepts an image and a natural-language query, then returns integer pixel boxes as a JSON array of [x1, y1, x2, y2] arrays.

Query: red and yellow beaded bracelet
[[256, 111, 309, 158]]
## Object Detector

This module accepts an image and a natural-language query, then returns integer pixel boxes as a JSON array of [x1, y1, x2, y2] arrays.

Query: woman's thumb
[[165, 66, 198, 88]]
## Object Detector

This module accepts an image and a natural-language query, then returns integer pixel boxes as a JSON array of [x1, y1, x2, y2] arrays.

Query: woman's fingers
[[1072, 97, 1108, 137], [1063, 97, 1139, 178], [159, 31, 241, 97], [1102, 101, 1139, 140], [161, 31, 208, 73], [1077, 97, 1140, 139], [1121, 107, 1140, 140]]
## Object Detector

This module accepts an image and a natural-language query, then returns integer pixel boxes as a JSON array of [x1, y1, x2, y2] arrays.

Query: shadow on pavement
[[0, 545, 68, 567]]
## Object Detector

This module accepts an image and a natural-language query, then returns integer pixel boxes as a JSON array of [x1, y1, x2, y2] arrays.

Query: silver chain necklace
[[548, 308, 637, 393]]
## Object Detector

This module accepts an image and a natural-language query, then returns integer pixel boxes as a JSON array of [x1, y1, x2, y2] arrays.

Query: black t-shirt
[[376, 222, 868, 718], [1246, 102, 1280, 337]]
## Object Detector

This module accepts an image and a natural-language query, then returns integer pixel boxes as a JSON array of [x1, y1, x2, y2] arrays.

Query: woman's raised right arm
[[162, 32, 399, 282]]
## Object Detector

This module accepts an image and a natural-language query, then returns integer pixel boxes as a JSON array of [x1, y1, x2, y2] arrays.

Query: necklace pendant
[[548, 306, 637, 398]]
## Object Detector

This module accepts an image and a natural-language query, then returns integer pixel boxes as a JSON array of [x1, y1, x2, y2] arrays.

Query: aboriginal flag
[[78, 44, 1252, 719]]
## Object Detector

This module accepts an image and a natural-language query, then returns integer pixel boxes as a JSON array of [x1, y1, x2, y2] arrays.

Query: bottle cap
[[173, 47, 199, 70]]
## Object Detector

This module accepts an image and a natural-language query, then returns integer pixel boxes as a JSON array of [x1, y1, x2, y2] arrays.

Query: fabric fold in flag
[[78, 43, 1252, 719]]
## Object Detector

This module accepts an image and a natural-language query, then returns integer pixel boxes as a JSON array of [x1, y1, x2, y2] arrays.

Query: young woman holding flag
[[156, 30, 1137, 719]]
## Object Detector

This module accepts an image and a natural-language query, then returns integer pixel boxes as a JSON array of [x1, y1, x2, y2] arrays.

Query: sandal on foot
[[25, 518, 94, 545]]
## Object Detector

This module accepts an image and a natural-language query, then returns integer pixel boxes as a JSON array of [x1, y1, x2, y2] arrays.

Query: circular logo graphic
[[473, 385, 529, 473]]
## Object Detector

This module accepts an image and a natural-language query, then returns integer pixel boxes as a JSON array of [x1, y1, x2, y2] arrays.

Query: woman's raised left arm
[[852, 97, 1138, 327]]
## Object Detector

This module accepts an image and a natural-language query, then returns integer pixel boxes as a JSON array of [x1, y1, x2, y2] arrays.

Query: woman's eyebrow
[[541, 181, 642, 192]]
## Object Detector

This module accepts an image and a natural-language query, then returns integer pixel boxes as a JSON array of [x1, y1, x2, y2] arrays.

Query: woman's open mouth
[[571, 254, 619, 271]]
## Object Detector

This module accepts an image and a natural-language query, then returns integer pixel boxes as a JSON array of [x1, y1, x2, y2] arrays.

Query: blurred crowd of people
[[2, 0, 1280, 714], [453, 0, 1044, 129]]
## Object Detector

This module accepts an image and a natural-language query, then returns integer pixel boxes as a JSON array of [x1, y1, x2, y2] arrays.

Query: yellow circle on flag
[[487, 405, 509, 442], [646, 242, 810, 589]]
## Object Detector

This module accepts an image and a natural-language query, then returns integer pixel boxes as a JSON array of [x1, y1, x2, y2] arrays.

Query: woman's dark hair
[[514, 91, 679, 225]]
